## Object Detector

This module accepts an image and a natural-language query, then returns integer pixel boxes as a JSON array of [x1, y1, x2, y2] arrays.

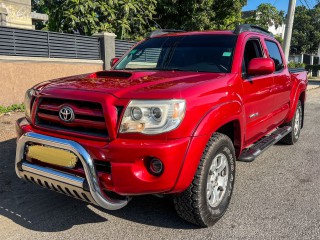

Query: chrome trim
[[59, 106, 75, 122], [15, 132, 129, 210], [20, 164, 95, 203], [249, 112, 259, 119], [21, 162, 84, 188]]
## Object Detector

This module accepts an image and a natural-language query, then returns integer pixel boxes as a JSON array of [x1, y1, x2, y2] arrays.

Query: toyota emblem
[[59, 106, 75, 122]]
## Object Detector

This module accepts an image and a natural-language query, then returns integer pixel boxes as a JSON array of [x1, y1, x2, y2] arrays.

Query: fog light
[[149, 158, 163, 176]]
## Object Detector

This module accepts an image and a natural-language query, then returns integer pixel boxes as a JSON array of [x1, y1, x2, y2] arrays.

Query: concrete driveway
[[1, 88, 320, 240]]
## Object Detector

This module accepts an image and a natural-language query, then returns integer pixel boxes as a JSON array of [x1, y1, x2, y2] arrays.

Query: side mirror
[[247, 58, 275, 76], [110, 58, 119, 68]]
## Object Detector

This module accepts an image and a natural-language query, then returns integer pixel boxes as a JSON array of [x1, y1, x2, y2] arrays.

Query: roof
[[149, 24, 273, 39], [151, 30, 235, 38]]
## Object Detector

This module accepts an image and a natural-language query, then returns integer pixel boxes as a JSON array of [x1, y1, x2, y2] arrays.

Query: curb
[[307, 86, 320, 91]]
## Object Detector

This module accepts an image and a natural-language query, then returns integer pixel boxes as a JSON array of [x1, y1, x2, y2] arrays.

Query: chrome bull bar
[[15, 132, 129, 210]]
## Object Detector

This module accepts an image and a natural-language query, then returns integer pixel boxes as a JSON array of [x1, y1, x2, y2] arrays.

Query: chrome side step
[[239, 126, 292, 162]]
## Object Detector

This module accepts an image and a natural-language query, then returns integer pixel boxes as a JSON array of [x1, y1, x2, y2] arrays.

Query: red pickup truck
[[15, 25, 307, 227]]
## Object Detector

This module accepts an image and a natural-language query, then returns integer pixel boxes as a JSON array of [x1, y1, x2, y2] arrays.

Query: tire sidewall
[[200, 137, 236, 224], [292, 101, 302, 143]]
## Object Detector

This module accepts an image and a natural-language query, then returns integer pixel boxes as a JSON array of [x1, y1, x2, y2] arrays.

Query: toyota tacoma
[[15, 24, 308, 227]]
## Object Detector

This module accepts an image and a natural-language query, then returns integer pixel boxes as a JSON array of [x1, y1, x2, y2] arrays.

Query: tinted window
[[115, 35, 237, 73], [243, 39, 263, 74], [265, 40, 283, 71]]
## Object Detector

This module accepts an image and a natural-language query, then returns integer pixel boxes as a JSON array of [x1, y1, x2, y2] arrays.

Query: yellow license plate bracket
[[27, 145, 78, 168]]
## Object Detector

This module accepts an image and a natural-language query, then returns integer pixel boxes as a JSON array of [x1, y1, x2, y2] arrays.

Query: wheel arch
[[287, 81, 306, 125], [215, 120, 242, 157], [192, 100, 244, 157], [171, 102, 244, 193], [299, 91, 306, 128]]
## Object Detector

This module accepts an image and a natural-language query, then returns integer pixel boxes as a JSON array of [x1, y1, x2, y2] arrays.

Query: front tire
[[173, 133, 236, 227]]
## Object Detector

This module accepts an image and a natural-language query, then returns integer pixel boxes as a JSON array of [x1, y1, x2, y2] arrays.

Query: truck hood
[[37, 70, 227, 99]]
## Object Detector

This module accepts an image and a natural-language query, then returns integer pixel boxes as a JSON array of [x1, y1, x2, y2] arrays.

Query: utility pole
[[283, 0, 297, 61]]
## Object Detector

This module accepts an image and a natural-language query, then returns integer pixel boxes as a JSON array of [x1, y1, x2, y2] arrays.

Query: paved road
[[1, 88, 320, 240]]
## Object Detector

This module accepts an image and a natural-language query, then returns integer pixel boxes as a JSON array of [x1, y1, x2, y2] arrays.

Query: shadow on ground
[[0, 138, 195, 232]]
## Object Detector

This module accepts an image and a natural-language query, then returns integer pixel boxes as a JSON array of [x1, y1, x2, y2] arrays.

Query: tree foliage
[[155, 0, 247, 31], [32, 0, 157, 40], [244, 3, 284, 30], [274, 34, 283, 45], [32, 0, 247, 39], [291, 5, 320, 54]]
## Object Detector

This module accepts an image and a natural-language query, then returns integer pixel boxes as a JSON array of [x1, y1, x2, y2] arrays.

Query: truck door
[[241, 38, 275, 145], [263, 39, 291, 125]]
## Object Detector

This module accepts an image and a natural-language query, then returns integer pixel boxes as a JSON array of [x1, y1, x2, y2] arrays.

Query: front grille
[[36, 98, 108, 138]]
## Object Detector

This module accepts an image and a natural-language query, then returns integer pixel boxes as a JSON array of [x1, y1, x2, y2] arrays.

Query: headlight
[[24, 88, 37, 121], [120, 100, 186, 134]]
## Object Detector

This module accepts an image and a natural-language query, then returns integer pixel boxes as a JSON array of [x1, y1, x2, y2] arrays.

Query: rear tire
[[280, 100, 302, 145], [173, 133, 235, 227]]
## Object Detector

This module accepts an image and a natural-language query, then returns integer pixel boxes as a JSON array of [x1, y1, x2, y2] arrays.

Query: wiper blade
[[162, 68, 198, 72], [122, 68, 160, 71]]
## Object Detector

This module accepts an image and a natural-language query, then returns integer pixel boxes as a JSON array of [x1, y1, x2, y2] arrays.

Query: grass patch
[[0, 104, 25, 114]]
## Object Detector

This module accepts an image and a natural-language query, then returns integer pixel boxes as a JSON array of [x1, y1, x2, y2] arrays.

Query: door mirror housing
[[110, 58, 119, 68], [247, 58, 275, 76]]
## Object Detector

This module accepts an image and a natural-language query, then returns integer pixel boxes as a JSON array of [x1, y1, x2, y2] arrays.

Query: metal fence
[[303, 54, 311, 65], [115, 39, 136, 58], [0, 26, 101, 60]]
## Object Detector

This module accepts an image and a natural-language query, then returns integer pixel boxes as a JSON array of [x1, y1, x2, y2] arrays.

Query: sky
[[242, 0, 317, 12]]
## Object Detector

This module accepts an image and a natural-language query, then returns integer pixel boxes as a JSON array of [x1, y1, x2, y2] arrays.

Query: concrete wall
[[0, 56, 103, 106], [0, 0, 33, 29]]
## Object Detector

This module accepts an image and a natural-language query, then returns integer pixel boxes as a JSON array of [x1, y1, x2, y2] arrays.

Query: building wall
[[268, 23, 286, 39], [0, 56, 103, 106], [0, 0, 33, 29]]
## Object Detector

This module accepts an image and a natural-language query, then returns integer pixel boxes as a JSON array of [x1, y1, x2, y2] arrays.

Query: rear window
[[265, 40, 284, 71], [115, 35, 237, 73]]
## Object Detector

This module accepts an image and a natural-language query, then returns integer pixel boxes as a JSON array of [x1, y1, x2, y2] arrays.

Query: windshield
[[115, 35, 237, 73]]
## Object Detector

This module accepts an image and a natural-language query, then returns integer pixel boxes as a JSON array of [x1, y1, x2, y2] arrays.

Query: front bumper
[[15, 118, 191, 209], [16, 132, 129, 210]]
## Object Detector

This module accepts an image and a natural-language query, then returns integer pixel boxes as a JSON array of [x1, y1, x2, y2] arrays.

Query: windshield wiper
[[119, 67, 202, 72], [162, 68, 198, 72], [121, 68, 161, 71]]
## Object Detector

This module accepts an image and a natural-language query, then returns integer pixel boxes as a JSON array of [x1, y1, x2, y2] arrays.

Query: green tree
[[291, 5, 320, 54], [245, 3, 284, 30], [114, 0, 156, 40], [155, 0, 247, 31], [32, 0, 253, 40], [274, 34, 283, 45], [32, 0, 157, 40]]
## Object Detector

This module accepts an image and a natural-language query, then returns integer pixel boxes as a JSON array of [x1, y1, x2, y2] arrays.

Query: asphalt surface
[[1, 88, 320, 240]]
